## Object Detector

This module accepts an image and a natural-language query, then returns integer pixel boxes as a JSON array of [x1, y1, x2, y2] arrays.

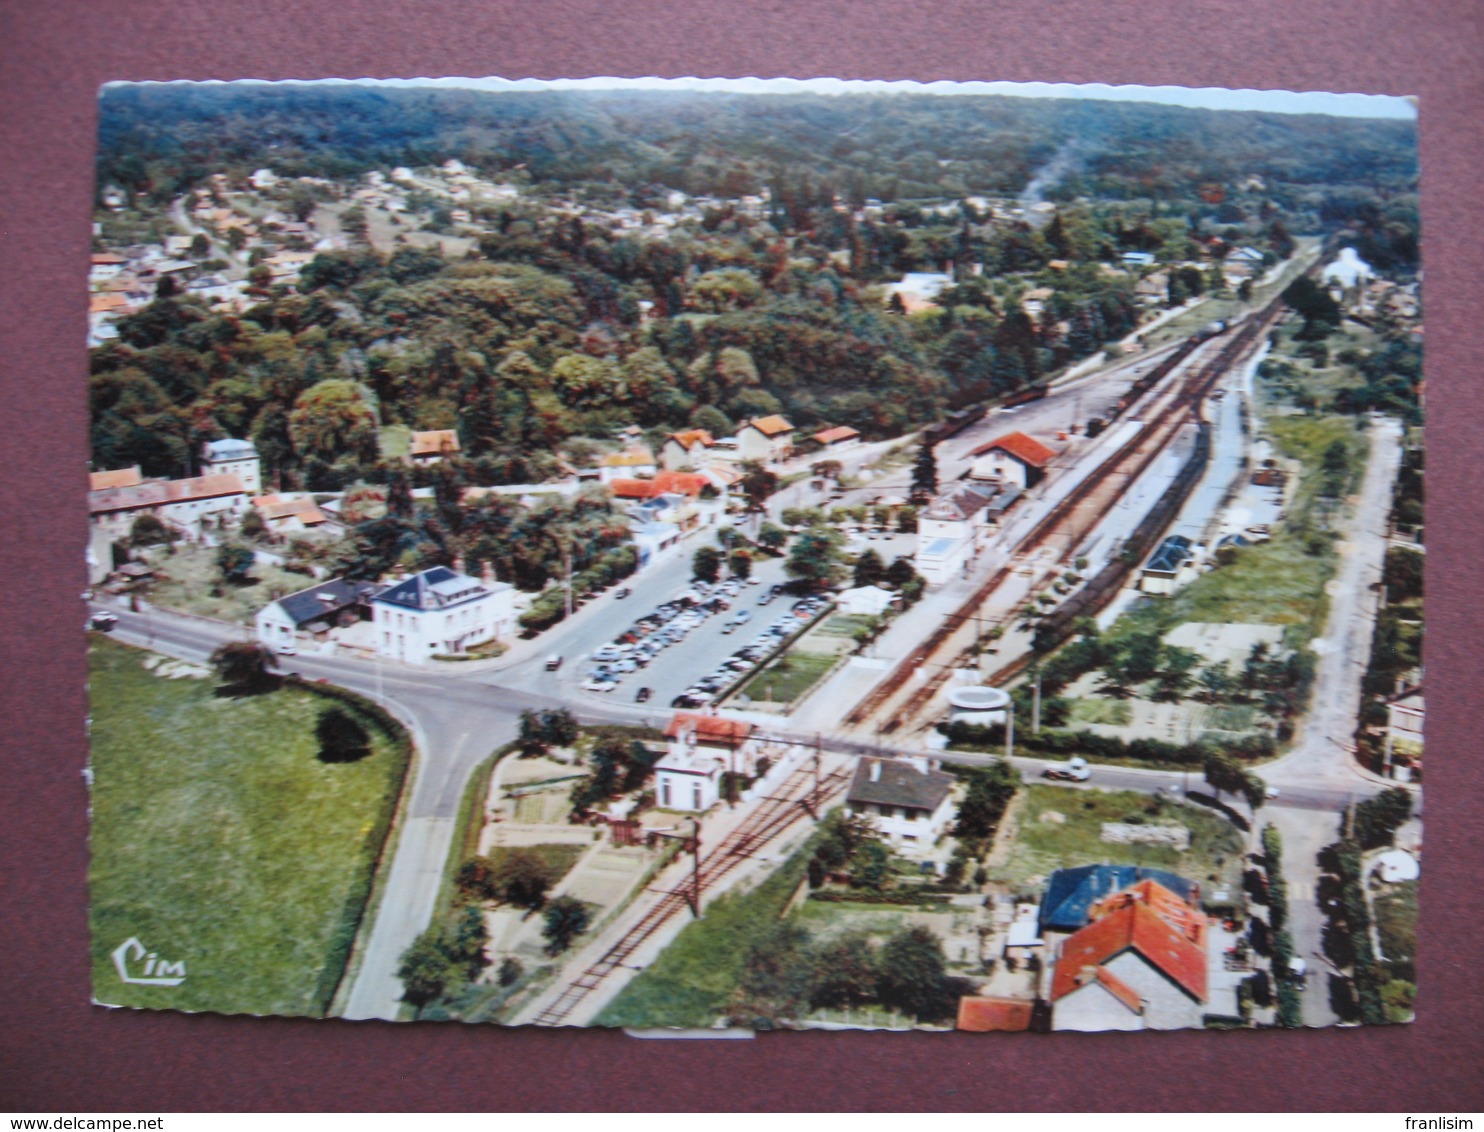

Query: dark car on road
[[635, 686, 653, 703]]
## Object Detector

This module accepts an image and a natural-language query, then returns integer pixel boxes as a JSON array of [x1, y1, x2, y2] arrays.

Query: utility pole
[[689, 817, 702, 919], [1005, 700, 1015, 761], [1032, 668, 1042, 735]]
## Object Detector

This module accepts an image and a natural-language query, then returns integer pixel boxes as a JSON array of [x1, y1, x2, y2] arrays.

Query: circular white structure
[[948, 686, 1012, 712]]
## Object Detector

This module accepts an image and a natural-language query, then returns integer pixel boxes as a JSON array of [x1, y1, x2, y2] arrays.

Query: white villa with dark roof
[[200, 438, 262, 494], [256, 578, 387, 650], [371, 566, 515, 663], [845, 756, 957, 859]]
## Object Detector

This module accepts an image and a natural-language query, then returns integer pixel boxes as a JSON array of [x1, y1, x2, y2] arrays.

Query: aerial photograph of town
[[83, 76, 1422, 1034]]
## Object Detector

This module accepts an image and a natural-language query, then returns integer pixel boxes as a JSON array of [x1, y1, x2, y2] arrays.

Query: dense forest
[[90, 86, 1420, 504]]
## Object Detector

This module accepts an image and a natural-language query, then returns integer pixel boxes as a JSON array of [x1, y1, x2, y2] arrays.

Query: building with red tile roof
[[956, 996, 1035, 1032], [408, 429, 461, 462], [968, 431, 1059, 489], [736, 415, 796, 464], [661, 429, 716, 470], [89, 466, 143, 492], [1049, 893, 1209, 1032], [664, 711, 763, 776], [609, 471, 709, 500], [812, 425, 861, 449]]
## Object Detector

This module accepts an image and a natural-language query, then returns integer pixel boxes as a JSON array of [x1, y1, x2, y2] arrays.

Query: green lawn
[[984, 785, 1244, 895], [378, 424, 411, 460], [734, 650, 838, 707], [593, 838, 815, 1028], [1371, 878, 1417, 975], [88, 635, 410, 1016], [1068, 698, 1133, 726]]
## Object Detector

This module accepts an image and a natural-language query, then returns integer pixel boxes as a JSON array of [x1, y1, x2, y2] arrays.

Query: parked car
[[635, 686, 653, 703], [615, 587, 632, 599], [1044, 757, 1091, 782], [545, 654, 564, 671], [89, 612, 119, 632]]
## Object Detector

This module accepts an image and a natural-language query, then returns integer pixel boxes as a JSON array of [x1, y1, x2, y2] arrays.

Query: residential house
[[735, 415, 796, 464], [1121, 252, 1157, 270], [844, 756, 956, 859], [914, 481, 1012, 587], [836, 584, 897, 616], [664, 712, 763, 776], [1049, 879, 1209, 1032], [1222, 246, 1267, 280], [811, 425, 861, 453], [598, 446, 658, 483], [632, 521, 683, 569], [200, 438, 262, 494], [611, 471, 711, 532], [1038, 865, 1199, 935], [372, 566, 515, 664], [653, 740, 723, 813], [89, 473, 249, 540], [408, 430, 461, 465], [255, 577, 386, 649], [967, 431, 1057, 489], [252, 494, 330, 536], [1022, 287, 1055, 318], [661, 429, 715, 471]]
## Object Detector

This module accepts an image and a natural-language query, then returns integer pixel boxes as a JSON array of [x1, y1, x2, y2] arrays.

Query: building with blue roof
[[1038, 864, 1198, 934], [1140, 534, 1195, 595]]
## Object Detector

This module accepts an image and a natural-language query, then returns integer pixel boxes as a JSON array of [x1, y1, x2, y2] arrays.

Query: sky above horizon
[[116, 75, 1417, 121]]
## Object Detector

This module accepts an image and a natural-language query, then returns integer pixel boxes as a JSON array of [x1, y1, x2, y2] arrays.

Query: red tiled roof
[[89, 473, 246, 515], [970, 431, 1057, 468], [1050, 903, 1207, 1005], [1088, 879, 1207, 946], [89, 467, 143, 491], [610, 471, 709, 500], [668, 429, 714, 449], [813, 426, 860, 446], [91, 253, 126, 265], [956, 996, 1034, 1032], [665, 711, 754, 747], [743, 414, 795, 437]]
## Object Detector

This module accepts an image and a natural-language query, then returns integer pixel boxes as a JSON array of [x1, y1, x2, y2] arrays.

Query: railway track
[[847, 296, 1290, 735], [528, 761, 853, 1027]]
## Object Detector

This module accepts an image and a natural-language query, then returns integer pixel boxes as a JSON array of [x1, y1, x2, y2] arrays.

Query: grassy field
[[88, 635, 409, 1016], [1068, 697, 1133, 726], [1371, 878, 1417, 975], [592, 837, 815, 1028], [984, 785, 1245, 895], [138, 542, 321, 626], [378, 424, 411, 461], [735, 649, 838, 707]]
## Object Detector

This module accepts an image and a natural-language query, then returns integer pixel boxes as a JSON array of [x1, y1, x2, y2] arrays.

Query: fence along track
[[850, 296, 1290, 735], [530, 762, 853, 1027]]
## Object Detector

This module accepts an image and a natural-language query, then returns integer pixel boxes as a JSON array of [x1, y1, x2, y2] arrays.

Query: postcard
[[84, 76, 1420, 1032]]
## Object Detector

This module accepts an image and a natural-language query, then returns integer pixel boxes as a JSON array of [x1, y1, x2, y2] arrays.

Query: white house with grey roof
[[845, 756, 957, 859], [200, 438, 262, 494], [372, 566, 515, 663], [256, 578, 387, 649]]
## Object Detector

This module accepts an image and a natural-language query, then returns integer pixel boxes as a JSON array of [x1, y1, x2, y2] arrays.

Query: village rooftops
[[600, 448, 657, 468], [202, 438, 259, 461], [667, 429, 714, 449], [847, 756, 954, 813], [1049, 901, 1208, 1006], [923, 482, 1000, 523], [1039, 865, 1197, 934], [252, 495, 328, 525], [610, 471, 709, 499], [89, 466, 144, 492], [812, 425, 861, 446], [969, 431, 1057, 469], [741, 414, 795, 437], [1145, 534, 1194, 575], [89, 473, 246, 516], [665, 711, 754, 748], [374, 566, 505, 613], [271, 578, 387, 629]]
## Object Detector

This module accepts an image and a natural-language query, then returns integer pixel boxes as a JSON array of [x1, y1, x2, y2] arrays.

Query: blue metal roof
[[1039, 865, 1197, 933], [1145, 534, 1193, 575]]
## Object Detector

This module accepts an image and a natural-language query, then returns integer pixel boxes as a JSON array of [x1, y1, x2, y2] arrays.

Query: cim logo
[[112, 937, 186, 986]]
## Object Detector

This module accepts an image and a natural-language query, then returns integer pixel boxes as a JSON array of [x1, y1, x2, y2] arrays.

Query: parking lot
[[568, 555, 836, 709]]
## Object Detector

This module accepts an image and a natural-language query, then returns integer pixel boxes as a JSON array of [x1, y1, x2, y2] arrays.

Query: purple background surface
[[2, 0, 1480, 1112]]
